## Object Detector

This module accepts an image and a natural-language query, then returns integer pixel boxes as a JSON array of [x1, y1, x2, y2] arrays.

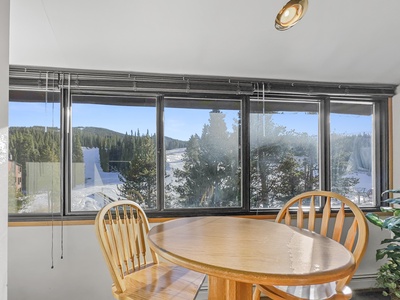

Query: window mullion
[[157, 95, 164, 212], [319, 98, 331, 206], [242, 96, 250, 212]]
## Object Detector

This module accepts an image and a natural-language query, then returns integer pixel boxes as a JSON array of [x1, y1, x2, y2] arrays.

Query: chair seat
[[256, 282, 352, 300], [112, 261, 206, 300]]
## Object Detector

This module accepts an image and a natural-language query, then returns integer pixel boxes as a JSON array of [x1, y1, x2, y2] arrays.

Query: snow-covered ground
[[72, 147, 188, 211], [18, 146, 374, 212], [19, 147, 186, 213], [165, 148, 185, 186], [71, 147, 123, 211]]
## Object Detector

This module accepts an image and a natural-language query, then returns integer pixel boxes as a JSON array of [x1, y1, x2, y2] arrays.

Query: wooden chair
[[95, 200, 205, 300], [253, 191, 369, 300]]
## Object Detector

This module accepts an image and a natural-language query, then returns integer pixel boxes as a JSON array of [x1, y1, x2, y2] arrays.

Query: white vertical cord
[[45, 72, 48, 133], [61, 75, 70, 260]]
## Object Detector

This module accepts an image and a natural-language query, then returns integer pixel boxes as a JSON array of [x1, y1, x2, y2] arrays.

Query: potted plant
[[366, 189, 400, 300]]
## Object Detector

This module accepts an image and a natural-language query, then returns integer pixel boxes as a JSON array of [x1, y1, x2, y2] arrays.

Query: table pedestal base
[[208, 276, 253, 300]]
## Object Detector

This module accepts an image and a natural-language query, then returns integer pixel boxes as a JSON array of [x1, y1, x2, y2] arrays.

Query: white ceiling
[[9, 0, 400, 86]]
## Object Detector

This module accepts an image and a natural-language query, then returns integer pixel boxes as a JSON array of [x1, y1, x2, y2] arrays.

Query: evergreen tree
[[174, 110, 240, 207], [250, 114, 287, 207], [274, 153, 303, 200], [72, 134, 84, 163], [118, 133, 157, 208], [173, 134, 205, 206], [331, 133, 360, 195]]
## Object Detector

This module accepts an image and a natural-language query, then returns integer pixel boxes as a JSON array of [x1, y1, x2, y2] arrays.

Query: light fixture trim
[[275, 0, 308, 31]]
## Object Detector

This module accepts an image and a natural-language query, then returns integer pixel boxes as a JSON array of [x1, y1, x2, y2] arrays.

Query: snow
[[165, 148, 185, 186], [72, 147, 188, 211], [71, 147, 123, 211], [19, 146, 374, 212], [19, 147, 188, 213]]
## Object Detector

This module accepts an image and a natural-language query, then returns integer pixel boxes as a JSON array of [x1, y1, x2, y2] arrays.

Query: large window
[[330, 101, 375, 206], [70, 95, 157, 212], [164, 98, 241, 209], [250, 99, 319, 209], [8, 68, 391, 219], [9, 89, 61, 214]]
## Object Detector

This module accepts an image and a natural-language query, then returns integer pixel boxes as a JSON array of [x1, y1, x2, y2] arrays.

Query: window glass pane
[[9, 90, 61, 213], [70, 95, 157, 212], [250, 99, 319, 209], [164, 98, 241, 209], [330, 101, 375, 206]]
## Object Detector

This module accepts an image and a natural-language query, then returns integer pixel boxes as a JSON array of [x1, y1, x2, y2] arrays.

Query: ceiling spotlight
[[275, 0, 308, 31]]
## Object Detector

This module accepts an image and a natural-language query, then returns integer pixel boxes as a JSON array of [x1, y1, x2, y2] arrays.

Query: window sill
[[8, 212, 390, 227]]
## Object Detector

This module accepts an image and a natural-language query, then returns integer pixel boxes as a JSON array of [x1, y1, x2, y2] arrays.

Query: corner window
[[8, 90, 61, 214]]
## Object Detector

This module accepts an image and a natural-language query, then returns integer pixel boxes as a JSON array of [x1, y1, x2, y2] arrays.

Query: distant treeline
[[9, 126, 61, 164], [73, 127, 186, 172], [9, 126, 187, 172]]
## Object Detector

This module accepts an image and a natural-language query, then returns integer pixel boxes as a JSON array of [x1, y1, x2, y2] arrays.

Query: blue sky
[[9, 102, 373, 141]]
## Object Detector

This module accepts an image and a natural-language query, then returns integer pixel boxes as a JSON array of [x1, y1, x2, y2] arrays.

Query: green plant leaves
[[384, 216, 400, 235], [382, 189, 400, 196], [366, 212, 384, 228], [376, 261, 400, 297], [368, 188, 400, 297]]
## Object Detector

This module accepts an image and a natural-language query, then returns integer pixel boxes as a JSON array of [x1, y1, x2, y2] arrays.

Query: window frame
[[8, 67, 393, 221]]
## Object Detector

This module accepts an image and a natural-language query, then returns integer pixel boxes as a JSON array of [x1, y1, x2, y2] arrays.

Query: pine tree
[[118, 133, 157, 208], [173, 134, 205, 206], [249, 114, 286, 207], [174, 110, 240, 207], [72, 133, 84, 163]]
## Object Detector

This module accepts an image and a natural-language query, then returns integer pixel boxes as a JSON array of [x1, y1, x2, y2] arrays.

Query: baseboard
[[350, 273, 378, 290]]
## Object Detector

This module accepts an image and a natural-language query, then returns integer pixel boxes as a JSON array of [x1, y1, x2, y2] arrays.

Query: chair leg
[[328, 285, 353, 300], [252, 287, 261, 300]]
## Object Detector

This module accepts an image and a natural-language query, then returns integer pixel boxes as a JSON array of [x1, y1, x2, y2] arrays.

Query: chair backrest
[[275, 190, 369, 290], [95, 200, 159, 293]]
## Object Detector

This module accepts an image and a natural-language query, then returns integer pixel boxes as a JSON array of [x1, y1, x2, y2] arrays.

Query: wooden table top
[[147, 216, 355, 287]]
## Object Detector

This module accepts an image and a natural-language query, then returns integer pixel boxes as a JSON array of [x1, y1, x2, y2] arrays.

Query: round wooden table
[[147, 216, 355, 300]]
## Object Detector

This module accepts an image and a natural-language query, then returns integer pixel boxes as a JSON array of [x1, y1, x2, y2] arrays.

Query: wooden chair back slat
[[344, 219, 358, 251], [123, 206, 135, 271], [307, 195, 316, 232], [116, 207, 130, 275], [332, 203, 346, 243], [107, 210, 125, 279], [297, 201, 304, 228], [320, 196, 331, 236], [284, 211, 292, 225], [126, 207, 138, 270]]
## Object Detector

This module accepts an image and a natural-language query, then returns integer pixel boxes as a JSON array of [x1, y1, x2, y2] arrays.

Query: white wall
[[8, 225, 113, 300], [8, 219, 389, 300], [0, 1, 9, 299], [393, 92, 400, 186]]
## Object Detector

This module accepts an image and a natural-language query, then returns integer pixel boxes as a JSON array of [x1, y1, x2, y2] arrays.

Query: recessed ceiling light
[[275, 0, 308, 31]]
